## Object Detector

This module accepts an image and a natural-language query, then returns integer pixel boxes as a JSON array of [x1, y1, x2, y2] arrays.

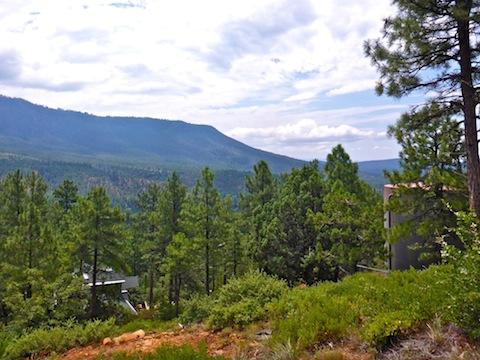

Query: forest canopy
[[0, 145, 386, 329]]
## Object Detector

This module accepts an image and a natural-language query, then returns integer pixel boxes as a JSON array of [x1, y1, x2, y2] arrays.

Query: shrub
[[180, 293, 214, 325], [270, 283, 357, 348], [441, 209, 480, 338], [269, 267, 452, 350], [208, 270, 288, 328], [118, 318, 177, 334], [3, 318, 117, 359], [0, 331, 16, 359]]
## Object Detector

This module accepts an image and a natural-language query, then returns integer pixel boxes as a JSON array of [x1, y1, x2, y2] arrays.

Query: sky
[[0, 0, 423, 162]]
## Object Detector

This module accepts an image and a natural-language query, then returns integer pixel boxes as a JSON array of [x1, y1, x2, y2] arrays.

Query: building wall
[[384, 184, 436, 271]]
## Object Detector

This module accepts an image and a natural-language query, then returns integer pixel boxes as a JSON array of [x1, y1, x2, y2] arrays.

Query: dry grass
[[380, 321, 479, 360]]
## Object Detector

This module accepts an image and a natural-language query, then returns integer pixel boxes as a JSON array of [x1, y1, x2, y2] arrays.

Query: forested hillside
[[0, 145, 384, 328], [0, 95, 400, 204], [0, 95, 305, 174], [4, 0, 480, 358]]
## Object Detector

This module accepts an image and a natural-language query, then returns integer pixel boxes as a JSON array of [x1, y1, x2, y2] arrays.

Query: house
[[82, 267, 139, 315]]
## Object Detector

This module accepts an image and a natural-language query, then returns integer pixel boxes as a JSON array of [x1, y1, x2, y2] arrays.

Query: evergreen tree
[[181, 167, 229, 296], [133, 172, 187, 307], [162, 232, 202, 316], [312, 147, 385, 279], [239, 160, 277, 264], [53, 179, 79, 213], [73, 186, 128, 319], [251, 161, 326, 284], [365, 0, 480, 219], [133, 183, 163, 306], [0, 171, 85, 328], [385, 104, 468, 252], [324, 145, 359, 194]]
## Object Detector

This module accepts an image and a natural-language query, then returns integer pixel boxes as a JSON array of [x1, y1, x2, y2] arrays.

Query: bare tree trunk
[[457, 0, 480, 219], [205, 242, 210, 296], [89, 247, 98, 320], [174, 274, 181, 318], [148, 267, 154, 307]]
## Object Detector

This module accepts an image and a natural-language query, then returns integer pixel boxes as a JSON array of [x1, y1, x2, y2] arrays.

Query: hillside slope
[[0, 95, 305, 174]]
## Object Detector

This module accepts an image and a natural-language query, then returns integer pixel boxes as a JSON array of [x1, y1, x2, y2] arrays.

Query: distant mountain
[[357, 158, 400, 192], [0, 95, 305, 174], [0, 95, 399, 203]]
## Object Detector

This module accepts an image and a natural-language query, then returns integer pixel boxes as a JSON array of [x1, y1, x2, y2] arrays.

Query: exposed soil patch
[[58, 324, 374, 360], [60, 325, 264, 360], [56, 322, 479, 359]]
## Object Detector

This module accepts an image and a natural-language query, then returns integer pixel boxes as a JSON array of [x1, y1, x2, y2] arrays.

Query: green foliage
[[384, 104, 468, 250], [97, 342, 224, 360], [0, 331, 15, 360], [441, 210, 480, 337], [180, 167, 237, 296], [0, 171, 88, 329], [73, 186, 129, 319], [311, 146, 385, 279], [270, 283, 356, 348], [244, 161, 328, 284], [270, 267, 451, 349], [179, 294, 214, 325], [208, 270, 288, 328], [324, 145, 359, 194], [3, 318, 116, 359], [365, 0, 480, 218]]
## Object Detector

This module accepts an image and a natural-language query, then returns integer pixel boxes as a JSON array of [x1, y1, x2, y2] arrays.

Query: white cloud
[[0, 0, 409, 161], [227, 119, 386, 145]]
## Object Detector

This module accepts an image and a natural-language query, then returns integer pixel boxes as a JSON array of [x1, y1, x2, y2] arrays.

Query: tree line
[[0, 144, 385, 329]]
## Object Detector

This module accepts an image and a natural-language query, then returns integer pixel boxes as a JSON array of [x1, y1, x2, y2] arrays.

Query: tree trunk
[[457, 0, 480, 220], [148, 267, 154, 307], [168, 277, 174, 303], [89, 247, 98, 320], [205, 242, 210, 296], [174, 274, 180, 318]]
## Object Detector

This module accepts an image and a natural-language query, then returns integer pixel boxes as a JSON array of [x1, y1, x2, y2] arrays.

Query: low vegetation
[[0, 108, 478, 359], [97, 343, 224, 360], [2, 256, 480, 359], [2, 318, 116, 359]]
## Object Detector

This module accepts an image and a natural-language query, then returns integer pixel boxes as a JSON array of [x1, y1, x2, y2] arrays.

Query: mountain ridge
[[0, 95, 306, 174], [0, 95, 399, 202]]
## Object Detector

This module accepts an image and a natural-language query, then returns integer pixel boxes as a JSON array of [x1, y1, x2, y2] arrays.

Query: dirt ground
[[60, 326, 267, 360], [58, 325, 373, 360]]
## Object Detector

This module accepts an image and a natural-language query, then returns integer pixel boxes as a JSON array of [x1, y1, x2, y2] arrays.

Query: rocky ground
[[57, 322, 478, 360]]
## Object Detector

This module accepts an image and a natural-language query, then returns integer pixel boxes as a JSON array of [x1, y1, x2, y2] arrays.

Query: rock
[[102, 337, 113, 346], [113, 329, 146, 345]]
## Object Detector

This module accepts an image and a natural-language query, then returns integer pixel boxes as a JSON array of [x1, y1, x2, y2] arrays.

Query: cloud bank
[[0, 0, 412, 161]]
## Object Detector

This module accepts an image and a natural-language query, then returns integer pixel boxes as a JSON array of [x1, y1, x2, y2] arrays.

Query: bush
[[208, 270, 288, 328], [0, 330, 16, 359], [118, 317, 177, 334], [441, 209, 480, 338], [3, 318, 117, 359], [180, 293, 214, 325], [269, 267, 452, 349], [270, 282, 357, 348]]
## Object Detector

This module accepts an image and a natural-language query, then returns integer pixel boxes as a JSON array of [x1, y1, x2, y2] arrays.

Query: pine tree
[[385, 103, 468, 251], [73, 187, 128, 319], [181, 167, 228, 296], [365, 0, 480, 219]]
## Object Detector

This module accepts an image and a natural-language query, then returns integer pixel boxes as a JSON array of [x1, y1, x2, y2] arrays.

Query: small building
[[384, 184, 437, 271], [82, 267, 139, 314]]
